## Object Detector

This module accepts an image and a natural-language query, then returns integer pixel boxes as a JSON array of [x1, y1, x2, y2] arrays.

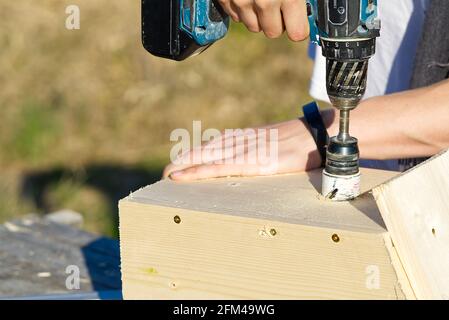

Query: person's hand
[[218, 0, 310, 41], [163, 119, 323, 181]]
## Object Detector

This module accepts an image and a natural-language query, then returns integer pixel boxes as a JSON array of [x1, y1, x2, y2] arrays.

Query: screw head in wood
[[270, 228, 277, 236], [174, 215, 181, 224], [332, 233, 340, 243]]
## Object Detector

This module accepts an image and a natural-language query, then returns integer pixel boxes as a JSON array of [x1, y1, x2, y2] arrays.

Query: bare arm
[[164, 79, 449, 180], [324, 78, 449, 160]]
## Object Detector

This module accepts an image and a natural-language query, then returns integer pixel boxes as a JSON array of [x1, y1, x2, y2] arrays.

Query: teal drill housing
[[307, 0, 380, 45]]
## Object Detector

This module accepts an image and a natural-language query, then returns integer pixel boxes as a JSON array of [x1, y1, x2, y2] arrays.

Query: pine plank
[[120, 168, 412, 299], [373, 149, 449, 299]]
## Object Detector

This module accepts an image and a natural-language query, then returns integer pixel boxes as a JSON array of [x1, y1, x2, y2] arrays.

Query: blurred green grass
[[0, 1, 313, 237], [9, 101, 61, 161]]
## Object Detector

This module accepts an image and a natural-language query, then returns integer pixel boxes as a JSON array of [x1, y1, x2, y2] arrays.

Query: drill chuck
[[324, 37, 376, 109], [326, 57, 369, 110]]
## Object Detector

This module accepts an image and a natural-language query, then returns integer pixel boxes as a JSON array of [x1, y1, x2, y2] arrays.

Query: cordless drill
[[142, 0, 380, 201]]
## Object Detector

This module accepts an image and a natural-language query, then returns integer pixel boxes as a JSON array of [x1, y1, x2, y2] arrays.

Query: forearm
[[323, 79, 449, 160]]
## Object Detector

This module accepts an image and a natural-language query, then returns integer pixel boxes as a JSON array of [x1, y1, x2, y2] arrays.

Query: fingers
[[281, 0, 309, 41], [163, 129, 262, 179], [254, 0, 283, 38], [163, 162, 191, 179], [218, 0, 309, 41], [232, 0, 261, 32], [219, 0, 260, 31], [169, 163, 261, 181], [217, 0, 240, 21]]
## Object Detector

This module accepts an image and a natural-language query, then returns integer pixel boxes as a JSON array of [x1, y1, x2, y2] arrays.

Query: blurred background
[[0, 0, 313, 238]]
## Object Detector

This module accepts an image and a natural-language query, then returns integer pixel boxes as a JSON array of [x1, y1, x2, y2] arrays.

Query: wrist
[[321, 108, 338, 137], [297, 118, 324, 170], [302, 102, 330, 168]]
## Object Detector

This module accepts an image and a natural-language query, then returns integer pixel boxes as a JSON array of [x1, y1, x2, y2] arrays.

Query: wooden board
[[119, 168, 414, 299], [373, 149, 449, 299]]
